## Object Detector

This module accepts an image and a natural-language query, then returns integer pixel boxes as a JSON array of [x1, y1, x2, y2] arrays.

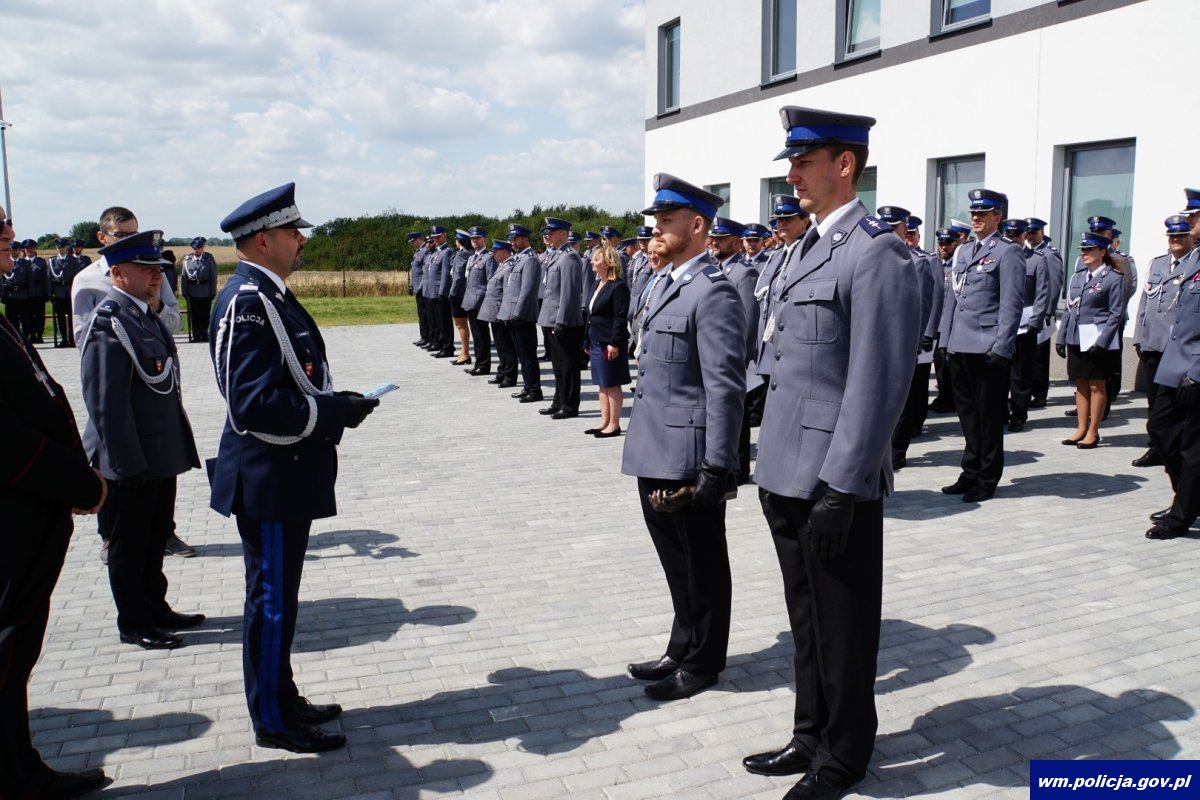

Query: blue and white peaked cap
[[220, 182, 313, 240], [641, 172, 724, 220], [774, 106, 876, 161]]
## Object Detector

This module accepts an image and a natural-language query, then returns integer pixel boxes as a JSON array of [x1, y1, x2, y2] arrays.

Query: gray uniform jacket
[[501, 248, 541, 322], [721, 252, 761, 366], [1056, 262, 1125, 350], [1134, 253, 1187, 353], [181, 252, 218, 299], [71, 257, 182, 344], [477, 259, 512, 324], [537, 246, 584, 328], [629, 260, 655, 323], [753, 245, 790, 380], [27, 257, 48, 299], [5, 258, 30, 299], [620, 252, 747, 479], [462, 249, 495, 312], [911, 249, 936, 341], [427, 244, 452, 298], [920, 251, 944, 343], [47, 256, 76, 299], [1153, 253, 1200, 388], [449, 248, 469, 300], [939, 233, 1025, 359], [419, 246, 440, 297], [755, 205, 920, 502], [1019, 248, 1051, 331], [410, 249, 425, 297], [80, 290, 199, 481], [1035, 240, 1065, 322]]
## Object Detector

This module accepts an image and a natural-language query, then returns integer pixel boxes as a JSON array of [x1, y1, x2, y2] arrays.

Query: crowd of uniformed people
[[3, 99, 1200, 799]]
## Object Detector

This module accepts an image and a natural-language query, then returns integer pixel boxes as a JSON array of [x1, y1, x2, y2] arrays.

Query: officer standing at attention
[[71, 238, 92, 267], [79, 230, 204, 650], [24, 241, 49, 344], [938, 188, 1025, 503], [621, 173, 746, 702], [0, 206, 110, 800], [181, 236, 218, 343], [501, 223, 544, 403], [479, 239, 518, 387], [208, 183, 380, 753], [4, 243, 30, 340], [928, 228, 963, 413], [627, 226, 655, 323], [1132, 216, 1192, 468], [744, 107, 918, 800], [462, 226, 495, 376], [408, 232, 431, 348], [536, 217, 585, 419], [48, 238, 78, 347], [426, 226, 455, 358], [1024, 218, 1064, 409], [448, 230, 472, 365], [1002, 218, 1049, 432]]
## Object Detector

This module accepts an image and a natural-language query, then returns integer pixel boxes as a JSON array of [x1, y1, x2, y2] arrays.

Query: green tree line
[[302, 204, 643, 272]]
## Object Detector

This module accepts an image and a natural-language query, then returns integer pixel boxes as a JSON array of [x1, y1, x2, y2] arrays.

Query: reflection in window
[[944, 0, 990, 27], [857, 167, 878, 215], [1063, 141, 1137, 263], [706, 184, 731, 219], [660, 21, 681, 113], [846, 0, 881, 55], [935, 156, 986, 229], [770, 0, 797, 78]]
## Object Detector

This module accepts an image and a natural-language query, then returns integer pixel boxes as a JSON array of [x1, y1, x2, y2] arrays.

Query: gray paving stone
[[21, 324, 1200, 799]]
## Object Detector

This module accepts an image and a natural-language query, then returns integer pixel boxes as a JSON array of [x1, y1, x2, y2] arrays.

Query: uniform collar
[[241, 260, 288, 296], [112, 286, 149, 315], [815, 198, 861, 238]]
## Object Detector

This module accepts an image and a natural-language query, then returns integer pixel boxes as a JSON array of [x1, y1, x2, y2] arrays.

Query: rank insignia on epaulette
[[859, 217, 891, 237]]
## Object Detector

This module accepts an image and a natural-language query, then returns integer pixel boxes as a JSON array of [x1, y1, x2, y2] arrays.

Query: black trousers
[[106, 478, 176, 632], [759, 489, 882, 784], [415, 292, 430, 342], [931, 345, 955, 409], [0, 505, 72, 799], [1147, 386, 1200, 531], [237, 516, 312, 735], [1032, 338, 1052, 405], [435, 297, 453, 349], [2, 300, 22, 338], [636, 477, 731, 675], [50, 297, 73, 346], [738, 384, 768, 477], [1008, 332, 1038, 424], [186, 296, 213, 342], [892, 361, 930, 456], [1105, 324, 1126, 404], [493, 321, 518, 383], [467, 309, 491, 369], [25, 298, 45, 343], [949, 353, 1008, 491], [510, 320, 541, 391], [1139, 352, 1164, 456], [548, 325, 583, 411]]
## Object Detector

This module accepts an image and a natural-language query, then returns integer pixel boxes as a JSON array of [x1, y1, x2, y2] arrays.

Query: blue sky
[[1, 0, 646, 240]]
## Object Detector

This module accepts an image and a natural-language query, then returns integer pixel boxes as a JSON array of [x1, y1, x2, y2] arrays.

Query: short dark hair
[[815, 144, 870, 184], [98, 206, 136, 231]]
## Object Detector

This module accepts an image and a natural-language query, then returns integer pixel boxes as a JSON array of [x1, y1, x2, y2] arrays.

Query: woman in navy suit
[[585, 246, 631, 437], [1056, 231, 1126, 448]]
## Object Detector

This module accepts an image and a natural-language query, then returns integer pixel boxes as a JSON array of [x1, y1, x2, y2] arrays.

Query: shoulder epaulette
[[95, 299, 118, 316], [858, 216, 891, 237], [701, 264, 727, 282]]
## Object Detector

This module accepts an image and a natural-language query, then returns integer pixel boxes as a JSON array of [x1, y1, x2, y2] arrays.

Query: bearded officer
[[744, 107, 919, 800], [621, 174, 746, 702], [208, 183, 380, 753]]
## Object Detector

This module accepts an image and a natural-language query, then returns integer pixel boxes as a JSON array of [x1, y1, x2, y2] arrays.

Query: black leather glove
[[344, 396, 380, 429], [119, 473, 147, 489], [984, 350, 1010, 369], [935, 347, 948, 361], [691, 461, 733, 508], [1056, 343, 1067, 358], [553, 324, 566, 336], [1178, 377, 1199, 406], [808, 487, 855, 559], [920, 336, 934, 353]]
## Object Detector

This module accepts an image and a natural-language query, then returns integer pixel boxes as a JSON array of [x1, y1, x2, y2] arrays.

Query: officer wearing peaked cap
[[626, 226, 655, 322], [208, 182, 380, 754], [937, 188, 1025, 503], [479, 239, 519, 387], [23, 241, 48, 345], [537, 217, 584, 417], [1000, 218, 1049, 433], [47, 238, 79, 347], [425, 225, 455, 357], [929, 227, 963, 412], [1025, 217, 1064, 408], [462, 226, 496, 375], [79, 231, 203, 650], [1131, 215, 1193, 468], [621, 172, 746, 703], [500, 223, 544, 402], [744, 107, 919, 799], [742, 223, 771, 268], [408, 232, 432, 348], [182, 236, 218, 343]]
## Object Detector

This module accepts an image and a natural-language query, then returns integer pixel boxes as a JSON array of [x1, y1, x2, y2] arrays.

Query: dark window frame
[[658, 18, 682, 116], [930, 0, 992, 39], [836, 0, 882, 65], [763, 0, 798, 83]]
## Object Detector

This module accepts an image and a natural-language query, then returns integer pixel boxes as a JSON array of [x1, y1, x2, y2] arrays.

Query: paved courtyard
[[27, 323, 1200, 799]]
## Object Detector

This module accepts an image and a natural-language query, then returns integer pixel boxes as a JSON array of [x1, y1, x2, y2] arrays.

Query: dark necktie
[[972, 240, 982, 259], [1171, 258, 1180, 272], [651, 272, 674, 311], [800, 228, 821, 258]]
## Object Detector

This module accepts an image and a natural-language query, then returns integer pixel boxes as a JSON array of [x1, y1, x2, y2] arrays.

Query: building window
[[766, 0, 797, 81], [837, 0, 881, 62], [933, 0, 990, 35], [658, 20, 681, 114], [933, 155, 986, 230], [763, 177, 792, 221], [1061, 140, 1136, 266], [706, 183, 731, 218], [857, 167, 878, 216]]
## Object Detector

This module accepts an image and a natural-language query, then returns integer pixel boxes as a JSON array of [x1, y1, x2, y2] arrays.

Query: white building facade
[[644, 0, 1195, 316]]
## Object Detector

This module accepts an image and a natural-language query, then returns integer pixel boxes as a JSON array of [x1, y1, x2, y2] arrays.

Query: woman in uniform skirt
[[585, 246, 631, 438], [1056, 230, 1126, 449]]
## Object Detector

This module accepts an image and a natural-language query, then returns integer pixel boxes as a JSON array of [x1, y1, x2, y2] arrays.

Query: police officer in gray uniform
[[462, 226, 495, 375], [745, 107, 919, 800], [426, 226, 455, 357], [1132, 215, 1192, 467], [1026, 218, 1064, 407], [938, 188, 1025, 503], [621, 173, 745, 703], [181, 237, 218, 343], [3, 244, 30, 340], [501, 224, 543, 402], [627, 226, 655, 323], [47, 238, 78, 347], [536, 217, 584, 418], [480, 239, 518, 386], [408, 232, 430, 347], [1002, 218, 1049, 432], [929, 227, 963, 412], [24, 241, 48, 344]]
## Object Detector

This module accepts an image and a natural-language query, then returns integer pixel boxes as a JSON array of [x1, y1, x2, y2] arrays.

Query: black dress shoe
[[627, 655, 679, 681], [467, 367, 490, 376], [511, 389, 529, 399], [1076, 437, 1100, 450], [413, 339, 429, 347], [450, 358, 471, 366], [153, 610, 206, 630], [783, 770, 855, 800], [255, 722, 346, 753], [584, 427, 603, 435], [552, 409, 578, 420], [1029, 398, 1046, 408], [1132, 450, 1164, 467], [1061, 436, 1084, 446], [519, 391, 545, 403], [593, 428, 622, 438], [742, 741, 813, 776], [1008, 419, 1025, 432], [434, 350, 456, 358], [962, 486, 994, 503], [538, 406, 561, 416], [488, 376, 503, 384], [497, 381, 517, 388], [891, 452, 906, 471], [1146, 524, 1188, 540], [294, 696, 343, 724], [1150, 507, 1173, 522], [1064, 408, 1078, 417], [644, 669, 717, 701], [36, 767, 107, 799], [119, 627, 183, 650], [941, 478, 972, 495]]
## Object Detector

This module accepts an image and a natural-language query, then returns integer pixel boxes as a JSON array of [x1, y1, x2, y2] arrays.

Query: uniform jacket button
[[775, 352, 781, 360], [293, 455, 300, 461], [771, 382, 778, 390], [637, 390, 644, 398], [781, 294, 788, 302], [809, 291, 815, 298]]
